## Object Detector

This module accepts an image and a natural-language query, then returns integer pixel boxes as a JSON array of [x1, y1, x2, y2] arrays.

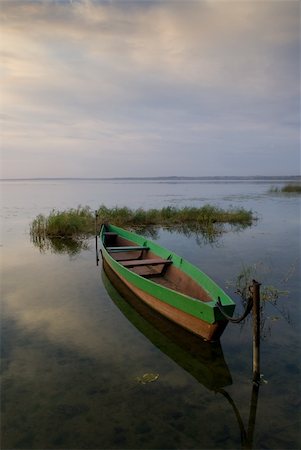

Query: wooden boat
[[100, 224, 235, 341], [102, 267, 233, 390]]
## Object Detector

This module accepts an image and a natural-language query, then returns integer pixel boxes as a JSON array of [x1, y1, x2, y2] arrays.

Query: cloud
[[1, 0, 300, 177]]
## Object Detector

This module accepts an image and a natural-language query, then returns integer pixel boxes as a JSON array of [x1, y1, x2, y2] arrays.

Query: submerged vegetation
[[228, 262, 293, 339], [30, 204, 255, 243], [269, 184, 301, 194]]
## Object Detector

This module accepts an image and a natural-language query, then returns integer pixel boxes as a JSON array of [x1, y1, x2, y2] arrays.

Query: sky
[[1, 0, 300, 178]]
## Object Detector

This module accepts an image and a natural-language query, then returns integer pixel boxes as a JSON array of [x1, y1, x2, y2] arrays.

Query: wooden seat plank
[[120, 258, 172, 268], [107, 246, 149, 252]]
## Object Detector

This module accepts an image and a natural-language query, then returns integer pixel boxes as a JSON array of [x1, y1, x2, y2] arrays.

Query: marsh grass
[[97, 204, 254, 228], [30, 206, 94, 239], [30, 204, 254, 242], [269, 184, 301, 194]]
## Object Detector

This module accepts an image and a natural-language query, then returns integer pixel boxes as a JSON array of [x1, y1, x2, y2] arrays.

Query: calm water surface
[[1, 178, 300, 449]]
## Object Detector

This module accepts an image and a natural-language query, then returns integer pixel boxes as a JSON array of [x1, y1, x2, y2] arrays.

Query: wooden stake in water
[[251, 280, 261, 383], [95, 210, 99, 266]]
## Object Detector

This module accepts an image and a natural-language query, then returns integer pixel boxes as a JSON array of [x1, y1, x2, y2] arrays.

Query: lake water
[[1, 178, 300, 449]]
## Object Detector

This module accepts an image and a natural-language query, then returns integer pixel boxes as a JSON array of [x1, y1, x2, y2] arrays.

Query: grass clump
[[281, 184, 301, 193], [269, 184, 301, 194], [30, 206, 95, 239], [30, 204, 255, 241], [97, 204, 254, 228]]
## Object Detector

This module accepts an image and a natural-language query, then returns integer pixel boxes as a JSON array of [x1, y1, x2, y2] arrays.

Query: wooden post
[[94, 210, 98, 237], [95, 210, 99, 266], [252, 279, 261, 383]]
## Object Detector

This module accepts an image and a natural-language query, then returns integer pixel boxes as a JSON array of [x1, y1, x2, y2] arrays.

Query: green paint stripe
[[101, 224, 235, 323]]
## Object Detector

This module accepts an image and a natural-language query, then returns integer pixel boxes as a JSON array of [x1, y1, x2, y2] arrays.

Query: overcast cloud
[[1, 0, 300, 178]]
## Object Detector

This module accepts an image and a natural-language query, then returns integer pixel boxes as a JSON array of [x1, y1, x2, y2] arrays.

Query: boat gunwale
[[100, 224, 235, 324]]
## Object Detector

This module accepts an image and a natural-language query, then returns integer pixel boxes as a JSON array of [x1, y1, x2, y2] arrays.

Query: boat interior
[[103, 231, 212, 303]]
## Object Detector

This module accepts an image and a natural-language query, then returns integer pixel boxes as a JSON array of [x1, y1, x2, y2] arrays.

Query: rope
[[216, 295, 253, 323]]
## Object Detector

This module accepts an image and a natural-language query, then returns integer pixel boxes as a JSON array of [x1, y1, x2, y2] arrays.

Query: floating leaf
[[270, 316, 280, 321], [135, 373, 159, 384], [260, 374, 268, 384]]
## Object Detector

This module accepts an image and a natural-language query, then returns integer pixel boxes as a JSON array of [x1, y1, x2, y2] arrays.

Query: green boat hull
[[100, 224, 235, 341]]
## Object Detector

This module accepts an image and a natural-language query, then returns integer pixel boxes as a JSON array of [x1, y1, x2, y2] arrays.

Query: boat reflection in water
[[102, 261, 232, 391], [102, 262, 261, 449]]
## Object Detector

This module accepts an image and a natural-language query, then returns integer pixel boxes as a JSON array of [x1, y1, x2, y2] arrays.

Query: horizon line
[[1, 175, 300, 181]]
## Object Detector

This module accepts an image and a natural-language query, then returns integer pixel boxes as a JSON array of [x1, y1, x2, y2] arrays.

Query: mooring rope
[[216, 295, 253, 323]]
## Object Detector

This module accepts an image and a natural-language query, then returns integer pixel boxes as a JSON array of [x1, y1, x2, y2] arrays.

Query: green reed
[[97, 204, 254, 227], [30, 206, 95, 239], [30, 204, 255, 239]]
